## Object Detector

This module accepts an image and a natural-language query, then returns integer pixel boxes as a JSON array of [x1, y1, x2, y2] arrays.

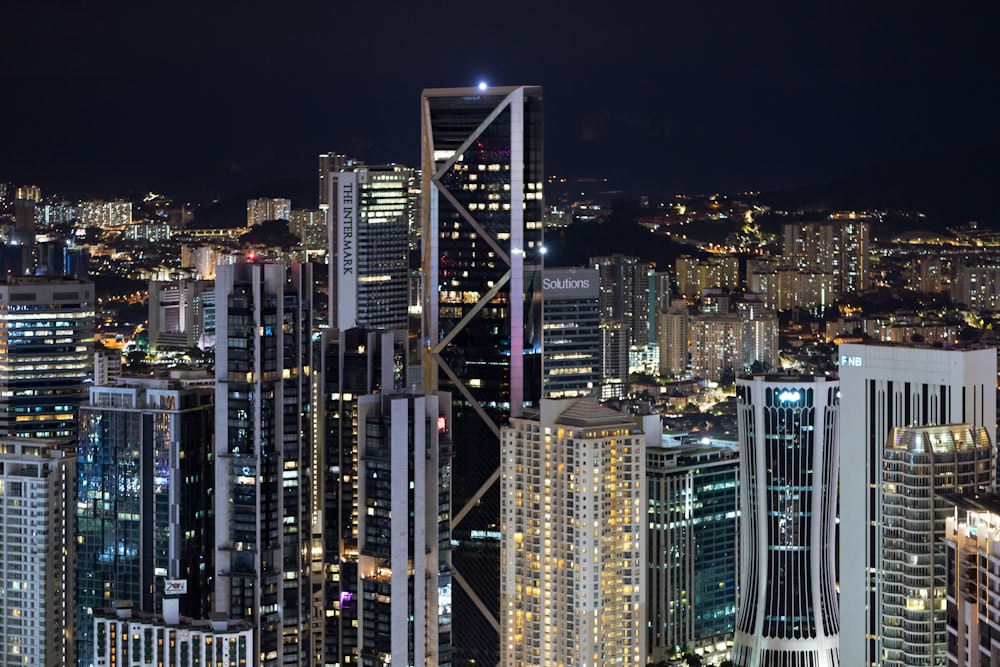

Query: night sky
[[4, 2, 999, 201]]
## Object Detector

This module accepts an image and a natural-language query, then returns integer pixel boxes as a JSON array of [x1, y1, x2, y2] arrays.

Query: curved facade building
[[734, 375, 840, 667]]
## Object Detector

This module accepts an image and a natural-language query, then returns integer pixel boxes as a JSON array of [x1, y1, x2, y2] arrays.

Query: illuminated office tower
[[0, 276, 95, 439], [329, 164, 412, 332], [733, 374, 840, 667], [880, 424, 993, 667], [647, 444, 739, 663], [838, 343, 997, 667], [951, 259, 1000, 311], [213, 263, 317, 667], [591, 254, 651, 349], [0, 438, 75, 667], [656, 306, 689, 378], [942, 494, 1000, 666], [501, 399, 654, 667], [246, 197, 291, 227], [542, 267, 600, 398], [76, 378, 215, 667], [147, 279, 215, 351], [689, 313, 740, 383], [421, 84, 544, 664]]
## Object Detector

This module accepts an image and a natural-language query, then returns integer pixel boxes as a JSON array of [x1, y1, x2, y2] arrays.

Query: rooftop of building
[[93, 601, 252, 633], [938, 492, 1000, 516]]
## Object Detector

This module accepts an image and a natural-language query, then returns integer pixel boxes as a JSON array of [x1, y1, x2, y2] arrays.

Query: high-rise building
[[81, 200, 132, 230], [737, 294, 779, 372], [591, 254, 650, 349], [542, 267, 600, 398], [421, 84, 544, 664], [289, 208, 326, 256], [647, 444, 740, 662], [76, 377, 215, 667], [880, 424, 993, 667], [689, 313, 740, 383], [600, 321, 629, 400], [11, 197, 37, 274], [355, 391, 453, 667], [782, 218, 870, 295], [675, 255, 740, 299], [733, 374, 840, 666], [0, 276, 95, 439], [501, 399, 655, 667], [246, 198, 291, 227], [328, 164, 412, 332], [148, 279, 215, 351], [656, 306, 689, 378], [213, 263, 317, 667], [0, 438, 76, 667], [838, 343, 997, 667], [942, 494, 1000, 667], [319, 327, 408, 666]]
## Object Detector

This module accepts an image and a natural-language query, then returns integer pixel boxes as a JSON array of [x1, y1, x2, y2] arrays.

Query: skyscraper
[[76, 377, 216, 667], [329, 163, 412, 332], [838, 343, 997, 667], [355, 391, 453, 667], [591, 254, 651, 350], [542, 267, 600, 398], [501, 398, 654, 667], [0, 438, 75, 667], [213, 262, 317, 667], [0, 276, 95, 440], [656, 306, 689, 378], [880, 424, 993, 666], [734, 374, 840, 666], [942, 494, 1000, 666], [421, 84, 544, 664], [647, 443, 740, 662]]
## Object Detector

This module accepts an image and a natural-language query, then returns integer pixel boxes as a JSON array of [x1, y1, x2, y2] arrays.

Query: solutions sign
[[542, 267, 599, 299]]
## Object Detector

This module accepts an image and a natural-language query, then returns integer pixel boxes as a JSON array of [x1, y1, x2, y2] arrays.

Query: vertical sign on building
[[338, 172, 358, 330]]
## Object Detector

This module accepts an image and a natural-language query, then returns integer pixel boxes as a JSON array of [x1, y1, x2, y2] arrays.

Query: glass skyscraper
[[421, 85, 543, 664], [647, 444, 740, 662]]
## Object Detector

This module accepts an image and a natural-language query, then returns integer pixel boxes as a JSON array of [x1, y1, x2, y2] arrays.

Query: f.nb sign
[[841, 355, 863, 367]]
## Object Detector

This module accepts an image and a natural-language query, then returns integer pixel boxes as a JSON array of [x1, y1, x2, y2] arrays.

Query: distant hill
[[764, 145, 1000, 230], [189, 178, 317, 228]]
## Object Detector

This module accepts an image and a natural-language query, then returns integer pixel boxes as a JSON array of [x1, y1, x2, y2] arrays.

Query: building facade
[[690, 313, 740, 383], [647, 444, 740, 663], [76, 378, 215, 667], [148, 279, 215, 351], [328, 164, 412, 332], [734, 374, 840, 666], [213, 262, 318, 667], [881, 424, 993, 667], [421, 84, 544, 664], [246, 198, 291, 227], [501, 399, 655, 667], [838, 343, 997, 667], [943, 495, 1000, 667], [0, 438, 75, 667], [542, 267, 600, 398], [0, 276, 95, 439]]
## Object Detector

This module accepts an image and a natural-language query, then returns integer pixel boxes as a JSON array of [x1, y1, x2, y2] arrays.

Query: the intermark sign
[[338, 172, 359, 329], [542, 268, 600, 299]]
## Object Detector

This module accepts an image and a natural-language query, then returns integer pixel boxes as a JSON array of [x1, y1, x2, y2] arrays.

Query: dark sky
[[4, 2, 999, 202]]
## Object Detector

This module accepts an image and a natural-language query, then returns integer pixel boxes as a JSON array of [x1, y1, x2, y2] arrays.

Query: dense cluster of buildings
[[3, 84, 1000, 667]]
